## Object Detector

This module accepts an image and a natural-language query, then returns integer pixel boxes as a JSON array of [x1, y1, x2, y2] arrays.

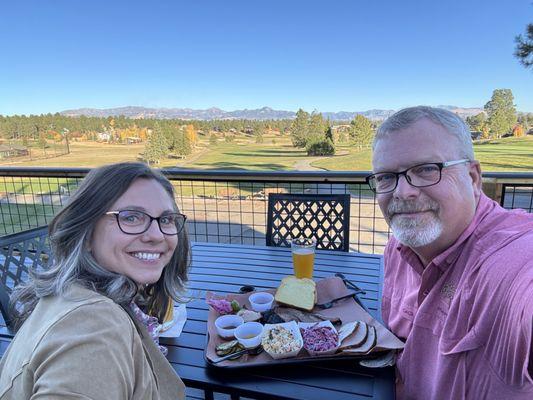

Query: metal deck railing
[[1, 167, 532, 254]]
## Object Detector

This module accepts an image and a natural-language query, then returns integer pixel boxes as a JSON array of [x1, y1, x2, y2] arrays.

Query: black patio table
[[1, 242, 395, 400]]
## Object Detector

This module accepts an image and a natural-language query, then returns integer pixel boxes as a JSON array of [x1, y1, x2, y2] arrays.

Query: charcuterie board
[[204, 276, 404, 368]]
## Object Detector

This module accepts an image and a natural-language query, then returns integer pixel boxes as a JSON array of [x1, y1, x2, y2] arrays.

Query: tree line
[[0, 88, 530, 162], [0, 114, 293, 163]]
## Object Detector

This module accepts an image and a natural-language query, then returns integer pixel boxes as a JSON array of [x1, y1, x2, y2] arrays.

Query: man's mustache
[[387, 200, 439, 217]]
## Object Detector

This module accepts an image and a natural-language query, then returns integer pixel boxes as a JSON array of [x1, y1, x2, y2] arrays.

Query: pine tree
[[515, 23, 533, 69], [143, 123, 168, 165], [350, 114, 374, 149], [465, 113, 487, 133], [38, 133, 48, 156], [174, 130, 192, 156], [325, 124, 333, 142], [484, 89, 517, 138], [307, 112, 328, 143], [290, 109, 310, 148]]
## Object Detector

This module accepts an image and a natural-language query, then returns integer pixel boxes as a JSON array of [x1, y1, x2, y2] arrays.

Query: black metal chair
[[266, 193, 351, 251], [0, 225, 51, 331]]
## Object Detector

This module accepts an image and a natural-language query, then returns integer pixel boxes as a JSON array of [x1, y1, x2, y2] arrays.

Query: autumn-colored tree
[[51, 130, 62, 142], [512, 124, 525, 137], [141, 128, 148, 141], [185, 124, 197, 146]]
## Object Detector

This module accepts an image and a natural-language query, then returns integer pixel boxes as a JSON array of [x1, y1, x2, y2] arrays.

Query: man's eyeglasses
[[105, 210, 187, 235], [366, 159, 470, 194]]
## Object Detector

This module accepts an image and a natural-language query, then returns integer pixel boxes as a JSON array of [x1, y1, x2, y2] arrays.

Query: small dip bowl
[[215, 315, 244, 339], [248, 292, 274, 312], [235, 322, 264, 349]]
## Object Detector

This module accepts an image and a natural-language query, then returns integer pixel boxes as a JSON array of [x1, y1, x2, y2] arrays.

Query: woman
[[0, 162, 190, 399]]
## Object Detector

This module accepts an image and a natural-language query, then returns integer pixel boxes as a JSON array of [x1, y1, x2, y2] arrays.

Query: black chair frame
[[0, 225, 50, 331], [266, 193, 351, 252]]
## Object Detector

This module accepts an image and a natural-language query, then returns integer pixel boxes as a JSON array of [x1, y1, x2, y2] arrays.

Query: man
[[366, 106, 533, 399]]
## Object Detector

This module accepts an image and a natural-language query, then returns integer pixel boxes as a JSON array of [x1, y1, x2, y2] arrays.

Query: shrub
[[306, 138, 335, 156]]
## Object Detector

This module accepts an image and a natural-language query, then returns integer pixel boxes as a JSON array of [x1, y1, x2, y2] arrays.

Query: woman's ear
[[85, 229, 94, 252]]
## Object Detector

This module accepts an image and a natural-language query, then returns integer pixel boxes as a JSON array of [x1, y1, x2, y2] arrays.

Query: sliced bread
[[274, 276, 316, 311]]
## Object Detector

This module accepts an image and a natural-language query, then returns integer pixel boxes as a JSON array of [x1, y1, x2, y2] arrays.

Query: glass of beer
[[291, 238, 316, 279], [161, 296, 175, 332]]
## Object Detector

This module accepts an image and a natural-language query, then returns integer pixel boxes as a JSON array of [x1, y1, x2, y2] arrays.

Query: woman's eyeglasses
[[105, 210, 187, 235]]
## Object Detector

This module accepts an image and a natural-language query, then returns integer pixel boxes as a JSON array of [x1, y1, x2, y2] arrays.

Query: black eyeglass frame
[[365, 159, 471, 194], [105, 210, 187, 235]]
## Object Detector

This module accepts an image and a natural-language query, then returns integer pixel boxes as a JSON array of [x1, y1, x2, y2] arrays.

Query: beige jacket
[[0, 284, 185, 399]]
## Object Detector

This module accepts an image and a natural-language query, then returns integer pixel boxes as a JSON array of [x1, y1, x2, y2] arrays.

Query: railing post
[[482, 179, 504, 205]]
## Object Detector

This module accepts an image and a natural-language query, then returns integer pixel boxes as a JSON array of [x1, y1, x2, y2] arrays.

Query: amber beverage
[[161, 297, 175, 331], [291, 238, 316, 279]]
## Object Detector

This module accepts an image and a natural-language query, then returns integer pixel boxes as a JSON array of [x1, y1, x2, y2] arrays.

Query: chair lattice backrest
[[266, 193, 351, 252], [0, 226, 51, 330]]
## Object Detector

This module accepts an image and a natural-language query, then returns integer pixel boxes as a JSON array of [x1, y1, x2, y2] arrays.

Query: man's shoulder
[[474, 202, 533, 244], [464, 228, 533, 305], [472, 210, 533, 266]]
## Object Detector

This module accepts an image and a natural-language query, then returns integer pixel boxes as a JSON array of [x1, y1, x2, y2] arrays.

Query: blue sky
[[1, 0, 532, 115]]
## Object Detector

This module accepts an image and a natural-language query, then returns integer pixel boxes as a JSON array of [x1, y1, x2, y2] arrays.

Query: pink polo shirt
[[382, 193, 533, 400]]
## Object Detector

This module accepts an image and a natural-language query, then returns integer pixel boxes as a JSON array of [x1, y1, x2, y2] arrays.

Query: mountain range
[[60, 105, 485, 121]]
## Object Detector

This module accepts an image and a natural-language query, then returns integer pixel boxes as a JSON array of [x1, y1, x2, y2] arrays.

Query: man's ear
[[468, 160, 482, 198]]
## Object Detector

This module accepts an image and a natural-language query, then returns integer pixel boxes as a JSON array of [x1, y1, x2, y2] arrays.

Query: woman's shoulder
[[13, 283, 137, 353], [0, 286, 155, 399], [43, 284, 135, 334]]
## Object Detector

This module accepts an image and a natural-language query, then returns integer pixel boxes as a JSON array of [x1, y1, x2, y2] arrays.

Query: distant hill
[[436, 105, 484, 118], [60, 105, 485, 121]]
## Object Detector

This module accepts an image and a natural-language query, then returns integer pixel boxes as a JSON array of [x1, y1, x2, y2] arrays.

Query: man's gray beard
[[387, 199, 442, 248], [390, 214, 443, 247]]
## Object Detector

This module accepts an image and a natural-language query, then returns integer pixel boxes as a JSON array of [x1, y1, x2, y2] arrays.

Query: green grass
[[0, 178, 80, 198], [311, 144, 372, 171], [1, 142, 146, 168], [2, 135, 531, 173], [313, 136, 533, 171], [0, 203, 58, 235], [178, 139, 309, 171], [472, 136, 533, 171]]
